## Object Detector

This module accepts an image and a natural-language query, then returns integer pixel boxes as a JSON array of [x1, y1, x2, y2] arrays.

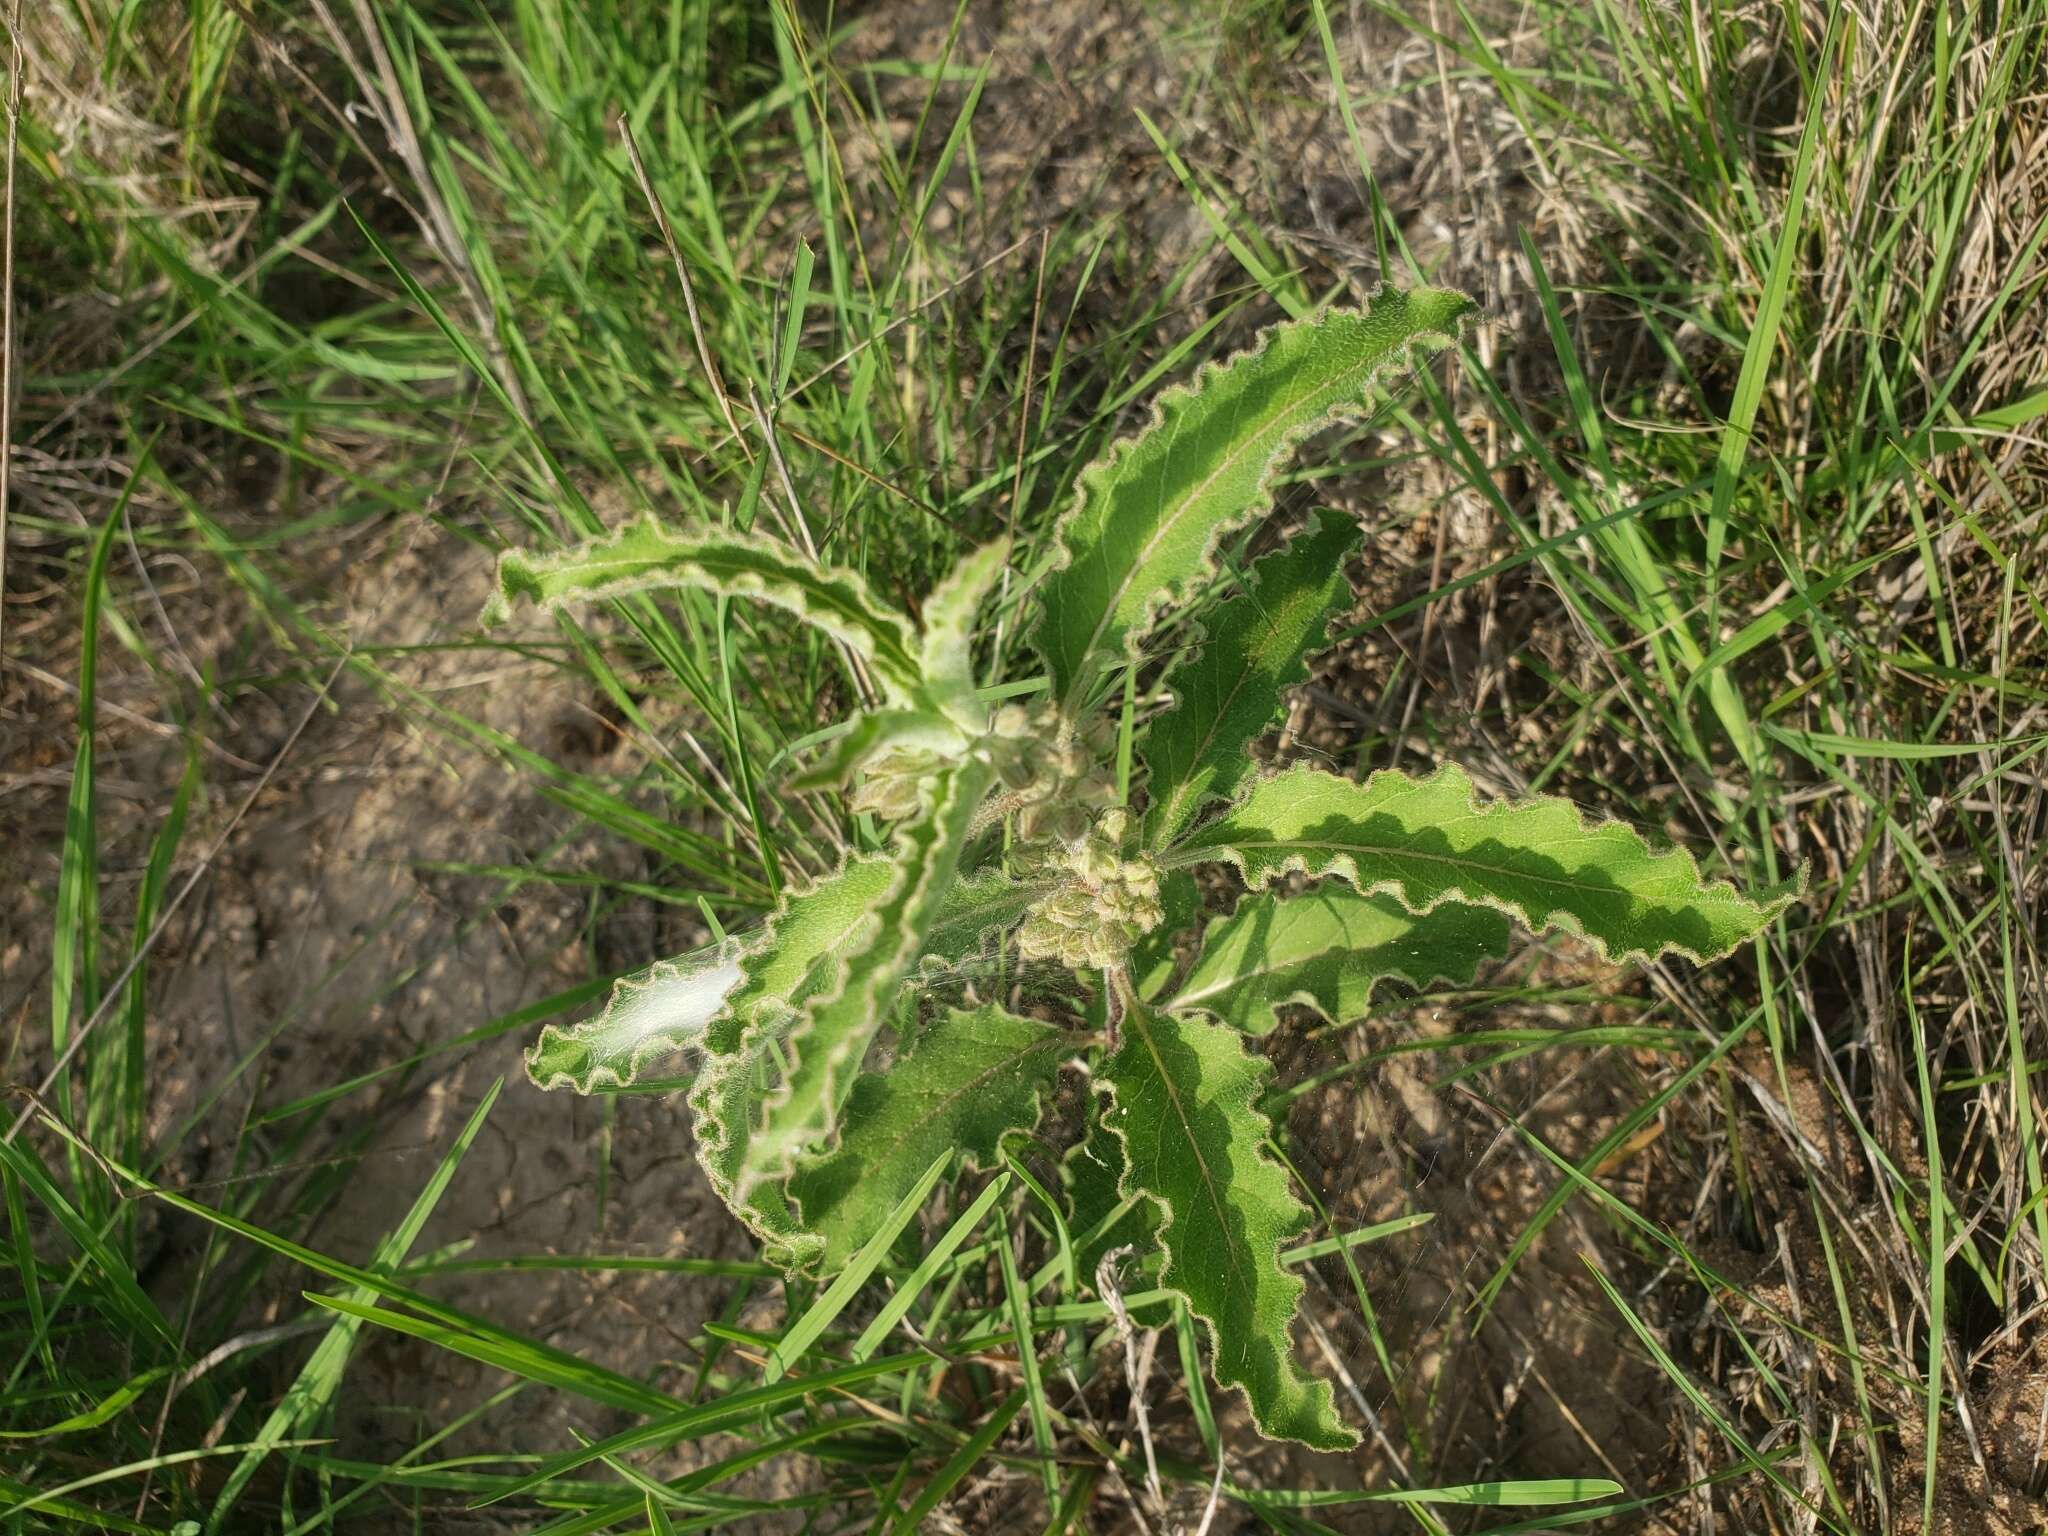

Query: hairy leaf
[[1143, 510, 1361, 846], [789, 710, 966, 793], [732, 757, 994, 1209], [923, 868, 1048, 968], [1174, 763, 1798, 963], [486, 513, 926, 705], [920, 537, 1011, 724], [689, 857, 897, 1260], [527, 945, 746, 1093], [1131, 869, 1201, 1002], [1171, 887, 1510, 1033], [788, 1003, 1063, 1268], [1063, 1119, 1160, 1293], [1033, 288, 1474, 710], [688, 855, 1033, 1261], [1101, 1000, 1354, 1450]]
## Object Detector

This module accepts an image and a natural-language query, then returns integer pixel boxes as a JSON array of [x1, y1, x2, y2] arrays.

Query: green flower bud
[[1013, 811, 1167, 972], [1075, 774, 1119, 808], [1073, 842, 1120, 886], [1048, 887, 1095, 922], [995, 751, 1037, 791], [1015, 914, 1062, 962], [1046, 804, 1095, 843]]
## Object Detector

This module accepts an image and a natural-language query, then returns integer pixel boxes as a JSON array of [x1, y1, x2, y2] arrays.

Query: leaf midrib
[[1152, 593, 1319, 839], [1066, 362, 1361, 703], [1174, 834, 1713, 907], [541, 540, 918, 675], [1172, 947, 1329, 1010], [772, 763, 970, 1131], [816, 1033, 1062, 1222], [1124, 1009, 1256, 1325], [746, 763, 985, 1194], [1171, 901, 1365, 1008], [692, 547, 917, 660]]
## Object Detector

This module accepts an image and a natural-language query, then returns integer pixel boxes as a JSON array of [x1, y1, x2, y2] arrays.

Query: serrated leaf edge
[[727, 757, 991, 1212], [685, 855, 895, 1209], [1033, 288, 1476, 709], [920, 536, 1011, 711], [786, 1005, 1065, 1261], [684, 855, 1039, 1236], [1168, 890, 1512, 1031], [485, 512, 924, 700], [1168, 760, 1804, 966], [1140, 508, 1362, 848], [526, 940, 748, 1093], [1096, 1007, 1357, 1450]]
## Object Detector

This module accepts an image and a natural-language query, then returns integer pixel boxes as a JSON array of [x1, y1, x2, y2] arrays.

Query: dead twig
[[0, 0, 22, 664], [1096, 1244, 1164, 1513]]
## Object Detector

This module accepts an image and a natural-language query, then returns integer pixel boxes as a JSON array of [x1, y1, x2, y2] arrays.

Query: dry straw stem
[[0, 0, 20, 661]]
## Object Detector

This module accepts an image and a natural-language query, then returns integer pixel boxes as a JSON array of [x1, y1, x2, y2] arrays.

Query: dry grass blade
[[0, 0, 20, 662]]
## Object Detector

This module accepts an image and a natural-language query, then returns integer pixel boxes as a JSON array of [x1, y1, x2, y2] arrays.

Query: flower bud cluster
[[1016, 809, 1165, 970], [848, 703, 1116, 831], [848, 746, 949, 821], [988, 703, 1118, 843]]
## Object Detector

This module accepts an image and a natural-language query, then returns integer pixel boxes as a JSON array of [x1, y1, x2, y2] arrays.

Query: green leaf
[[1171, 887, 1510, 1033], [919, 536, 1010, 722], [485, 513, 926, 705], [1131, 868, 1201, 1002], [690, 856, 898, 1255], [731, 757, 995, 1217], [923, 868, 1046, 968], [1032, 288, 1474, 711], [1173, 762, 1798, 964], [1143, 510, 1361, 846], [788, 1004, 1063, 1268], [788, 710, 965, 793], [684, 844, 1034, 1260], [691, 1051, 811, 1261], [526, 945, 745, 1093], [1062, 1118, 1159, 1296], [770, 1149, 953, 1380], [1100, 1000, 1354, 1450]]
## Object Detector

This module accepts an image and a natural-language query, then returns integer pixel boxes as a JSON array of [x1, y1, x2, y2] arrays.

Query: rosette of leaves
[[489, 287, 1800, 1451]]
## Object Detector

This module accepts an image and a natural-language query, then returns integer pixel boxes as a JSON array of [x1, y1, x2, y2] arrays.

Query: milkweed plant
[[484, 287, 1797, 1450]]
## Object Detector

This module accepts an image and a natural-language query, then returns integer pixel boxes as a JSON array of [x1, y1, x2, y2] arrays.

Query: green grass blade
[[852, 1171, 1011, 1362], [889, 1387, 1027, 1535], [768, 1146, 952, 1380], [207, 1078, 506, 1529]]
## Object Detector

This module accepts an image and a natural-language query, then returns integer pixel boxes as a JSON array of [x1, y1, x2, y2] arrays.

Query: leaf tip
[[481, 545, 534, 628]]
